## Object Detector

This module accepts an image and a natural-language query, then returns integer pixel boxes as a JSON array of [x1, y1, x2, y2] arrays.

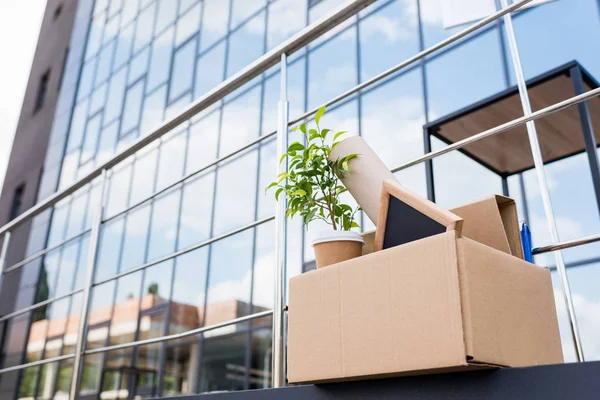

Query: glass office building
[[2, 0, 600, 398]]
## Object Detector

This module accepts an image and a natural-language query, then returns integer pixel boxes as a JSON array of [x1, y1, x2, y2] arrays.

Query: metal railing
[[1, 0, 599, 396]]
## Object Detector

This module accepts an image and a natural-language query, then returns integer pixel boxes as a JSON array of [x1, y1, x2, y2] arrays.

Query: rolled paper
[[329, 136, 399, 225]]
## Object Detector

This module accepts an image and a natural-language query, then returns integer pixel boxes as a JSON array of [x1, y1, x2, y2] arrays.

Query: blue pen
[[521, 223, 533, 263]]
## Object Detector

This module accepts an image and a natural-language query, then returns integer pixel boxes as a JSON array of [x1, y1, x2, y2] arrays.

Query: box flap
[[495, 195, 524, 259], [450, 196, 514, 257], [456, 237, 564, 367], [288, 232, 468, 383]]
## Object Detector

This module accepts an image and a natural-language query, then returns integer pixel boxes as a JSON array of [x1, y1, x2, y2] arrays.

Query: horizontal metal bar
[[288, 0, 535, 126], [0, 288, 84, 323], [0, 0, 377, 237], [3, 229, 91, 274], [104, 132, 277, 223], [533, 233, 600, 254], [0, 354, 75, 375], [93, 215, 275, 287], [84, 309, 273, 355], [390, 86, 600, 173]]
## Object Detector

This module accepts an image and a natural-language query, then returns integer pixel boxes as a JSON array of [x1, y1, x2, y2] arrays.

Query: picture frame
[[374, 180, 464, 252]]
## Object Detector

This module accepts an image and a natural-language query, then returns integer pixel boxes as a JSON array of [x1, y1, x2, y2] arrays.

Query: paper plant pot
[[312, 230, 364, 268]]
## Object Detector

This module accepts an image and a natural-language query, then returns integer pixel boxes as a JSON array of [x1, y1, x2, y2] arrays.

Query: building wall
[[1, 0, 600, 398]]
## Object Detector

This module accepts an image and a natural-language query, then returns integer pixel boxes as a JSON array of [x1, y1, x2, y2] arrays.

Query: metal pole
[[570, 65, 600, 215], [69, 169, 108, 398], [500, 0, 584, 361], [272, 53, 289, 388], [0, 231, 11, 291]]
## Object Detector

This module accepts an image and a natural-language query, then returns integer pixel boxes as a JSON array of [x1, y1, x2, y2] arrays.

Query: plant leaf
[[279, 153, 287, 163], [299, 122, 307, 134], [333, 131, 348, 142], [275, 187, 284, 201], [287, 142, 305, 152], [293, 189, 307, 197], [315, 106, 326, 125], [265, 182, 278, 192]]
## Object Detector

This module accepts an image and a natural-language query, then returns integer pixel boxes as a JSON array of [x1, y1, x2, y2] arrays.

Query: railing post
[[0, 231, 11, 293], [272, 53, 289, 388], [500, 0, 584, 361], [69, 169, 108, 398]]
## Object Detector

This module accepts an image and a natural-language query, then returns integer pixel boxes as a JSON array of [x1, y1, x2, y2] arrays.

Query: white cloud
[[0, 2, 45, 189], [553, 289, 600, 362]]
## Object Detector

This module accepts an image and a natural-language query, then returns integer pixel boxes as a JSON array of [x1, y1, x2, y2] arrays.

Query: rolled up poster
[[329, 136, 399, 225]]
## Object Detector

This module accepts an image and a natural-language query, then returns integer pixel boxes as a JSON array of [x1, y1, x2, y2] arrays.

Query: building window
[[9, 184, 25, 221], [34, 69, 51, 113], [53, 4, 63, 20]]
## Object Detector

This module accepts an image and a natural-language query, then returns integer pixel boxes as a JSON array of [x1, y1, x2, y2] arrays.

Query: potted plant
[[266, 106, 363, 268]]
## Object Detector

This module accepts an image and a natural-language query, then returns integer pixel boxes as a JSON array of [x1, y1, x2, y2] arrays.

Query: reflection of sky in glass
[[31, 0, 600, 375]]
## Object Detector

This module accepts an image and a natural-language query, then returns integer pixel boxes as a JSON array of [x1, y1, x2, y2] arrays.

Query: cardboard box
[[450, 195, 524, 259], [288, 232, 563, 384]]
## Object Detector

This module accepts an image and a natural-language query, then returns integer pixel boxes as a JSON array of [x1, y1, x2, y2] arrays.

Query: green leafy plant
[[266, 106, 361, 231]]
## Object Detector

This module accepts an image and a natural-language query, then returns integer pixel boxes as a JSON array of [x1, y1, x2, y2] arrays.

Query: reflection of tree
[[18, 367, 38, 398], [147, 283, 159, 295], [33, 266, 49, 322]]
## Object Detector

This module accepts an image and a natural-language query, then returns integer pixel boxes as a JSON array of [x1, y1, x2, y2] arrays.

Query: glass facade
[[2, 0, 600, 398]]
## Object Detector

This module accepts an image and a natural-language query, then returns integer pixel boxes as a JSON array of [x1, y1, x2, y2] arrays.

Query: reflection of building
[[22, 295, 270, 399], [1, 0, 600, 399]]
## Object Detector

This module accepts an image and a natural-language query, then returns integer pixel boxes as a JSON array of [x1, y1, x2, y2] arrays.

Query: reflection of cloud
[[205, 252, 274, 308], [554, 289, 600, 362], [360, 13, 415, 43]]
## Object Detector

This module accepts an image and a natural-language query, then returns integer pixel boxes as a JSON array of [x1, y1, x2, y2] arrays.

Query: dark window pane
[[34, 69, 51, 112], [162, 340, 200, 396], [249, 326, 272, 389], [199, 330, 248, 393]]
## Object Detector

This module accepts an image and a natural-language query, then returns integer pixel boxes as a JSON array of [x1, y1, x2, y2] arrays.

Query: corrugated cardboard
[[450, 195, 524, 259], [288, 232, 562, 384]]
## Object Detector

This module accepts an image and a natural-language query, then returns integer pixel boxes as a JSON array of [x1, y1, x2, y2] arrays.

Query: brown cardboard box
[[450, 195, 524, 259], [288, 231, 563, 384]]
